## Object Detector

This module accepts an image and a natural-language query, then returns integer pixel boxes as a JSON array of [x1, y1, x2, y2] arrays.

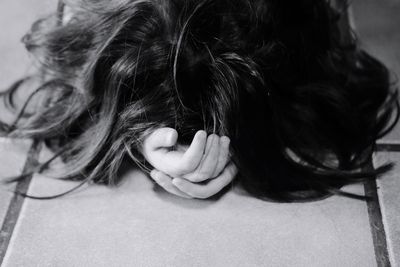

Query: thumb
[[145, 127, 178, 150]]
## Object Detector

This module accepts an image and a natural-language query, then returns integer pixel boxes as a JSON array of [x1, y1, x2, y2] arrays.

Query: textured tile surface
[[353, 0, 400, 142], [0, 0, 58, 125], [3, 148, 377, 267], [0, 0, 57, 90], [0, 139, 31, 225], [374, 153, 400, 267], [0, 0, 56, 225]]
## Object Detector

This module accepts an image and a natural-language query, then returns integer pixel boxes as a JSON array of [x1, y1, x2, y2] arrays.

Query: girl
[[1, 0, 398, 202]]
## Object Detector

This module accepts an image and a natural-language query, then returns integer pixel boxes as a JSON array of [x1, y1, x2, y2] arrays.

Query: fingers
[[172, 162, 238, 199], [183, 134, 220, 182], [145, 129, 235, 199], [144, 128, 178, 150], [150, 170, 192, 199], [141, 128, 178, 175], [211, 136, 230, 178], [142, 129, 207, 176], [179, 130, 208, 173]]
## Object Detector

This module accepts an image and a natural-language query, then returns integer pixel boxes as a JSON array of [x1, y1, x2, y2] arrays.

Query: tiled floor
[[0, 139, 31, 225], [0, 1, 399, 267], [375, 153, 400, 267], [353, 0, 400, 143], [3, 148, 377, 267], [0, 0, 56, 261], [353, 0, 400, 265], [0, 0, 57, 91]]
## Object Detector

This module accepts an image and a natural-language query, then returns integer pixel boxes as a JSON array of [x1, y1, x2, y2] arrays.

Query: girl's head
[[2, 0, 398, 201]]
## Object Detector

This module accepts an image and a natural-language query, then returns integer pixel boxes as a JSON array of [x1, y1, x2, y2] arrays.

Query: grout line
[[0, 3, 63, 264], [0, 140, 41, 265], [364, 159, 391, 267]]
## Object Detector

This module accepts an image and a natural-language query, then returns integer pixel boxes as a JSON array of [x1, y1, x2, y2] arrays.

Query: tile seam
[[364, 176, 391, 266], [0, 140, 41, 266]]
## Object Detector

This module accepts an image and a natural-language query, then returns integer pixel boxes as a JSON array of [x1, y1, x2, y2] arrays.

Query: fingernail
[[221, 136, 231, 145], [209, 134, 219, 142], [197, 130, 207, 138]]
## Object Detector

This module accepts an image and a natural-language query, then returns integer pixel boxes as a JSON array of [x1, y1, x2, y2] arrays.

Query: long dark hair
[[1, 0, 398, 202]]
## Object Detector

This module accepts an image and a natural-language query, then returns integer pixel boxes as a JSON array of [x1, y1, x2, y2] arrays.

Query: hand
[[141, 128, 237, 198], [150, 162, 237, 199]]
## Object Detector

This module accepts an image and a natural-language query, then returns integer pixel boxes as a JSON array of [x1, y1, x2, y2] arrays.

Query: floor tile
[[0, 0, 58, 222], [0, 0, 56, 240], [374, 153, 400, 267], [0, 0, 57, 91], [0, 139, 31, 225], [0, 0, 58, 125], [0, 0, 51, 216], [352, 0, 400, 142], [3, 147, 377, 267]]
